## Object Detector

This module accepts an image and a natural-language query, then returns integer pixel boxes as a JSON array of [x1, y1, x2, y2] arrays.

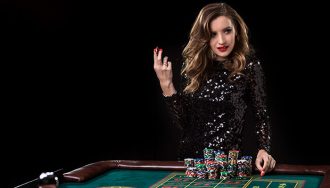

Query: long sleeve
[[247, 61, 271, 153], [163, 62, 190, 131], [163, 92, 189, 131]]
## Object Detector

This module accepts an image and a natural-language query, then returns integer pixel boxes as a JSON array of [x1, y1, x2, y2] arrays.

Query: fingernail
[[260, 171, 265, 177], [154, 47, 159, 53]]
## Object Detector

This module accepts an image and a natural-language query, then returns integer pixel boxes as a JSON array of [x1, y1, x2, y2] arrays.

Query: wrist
[[160, 82, 176, 97], [257, 149, 268, 156], [163, 91, 177, 97], [160, 81, 174, 88]]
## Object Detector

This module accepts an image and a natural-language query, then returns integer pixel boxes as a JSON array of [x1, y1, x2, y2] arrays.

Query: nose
[[217, 34, 225, 44]]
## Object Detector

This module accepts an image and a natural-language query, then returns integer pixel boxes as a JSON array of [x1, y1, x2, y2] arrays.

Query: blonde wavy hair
[[182, 3, 250, 93]]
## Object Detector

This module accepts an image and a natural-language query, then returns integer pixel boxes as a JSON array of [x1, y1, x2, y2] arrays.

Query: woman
[[153, 2, 276, 175]]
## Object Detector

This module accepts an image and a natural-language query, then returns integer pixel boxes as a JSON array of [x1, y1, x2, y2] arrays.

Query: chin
[[217, 53, 229, 59]]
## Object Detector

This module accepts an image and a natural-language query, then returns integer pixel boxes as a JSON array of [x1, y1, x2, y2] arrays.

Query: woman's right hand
[[153, 47, 176, 96]]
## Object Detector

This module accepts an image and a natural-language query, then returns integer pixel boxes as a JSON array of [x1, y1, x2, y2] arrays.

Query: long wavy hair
[[182, 3, 250, 93]]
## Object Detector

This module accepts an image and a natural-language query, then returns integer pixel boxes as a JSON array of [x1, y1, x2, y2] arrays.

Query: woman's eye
[[224, 28, 232, 34]]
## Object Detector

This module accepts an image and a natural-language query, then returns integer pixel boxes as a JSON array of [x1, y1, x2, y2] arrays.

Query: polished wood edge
[[63, 160, 185, 182], [62, 160, 330, 188]]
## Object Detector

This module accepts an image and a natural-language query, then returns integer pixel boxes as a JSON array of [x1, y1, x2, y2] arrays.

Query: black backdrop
[[1, 0, 329, 187]]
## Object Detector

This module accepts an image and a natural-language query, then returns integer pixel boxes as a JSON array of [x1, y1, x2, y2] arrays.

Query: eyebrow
[[211, 26, 233, 32], [222, 26, 233, 31]]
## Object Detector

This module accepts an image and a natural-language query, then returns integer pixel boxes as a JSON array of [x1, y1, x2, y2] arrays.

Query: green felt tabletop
[[60, 169, 323, 188]]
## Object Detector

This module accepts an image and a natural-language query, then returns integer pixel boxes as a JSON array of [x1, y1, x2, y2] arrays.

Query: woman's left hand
[[255, 149, 276, 176]]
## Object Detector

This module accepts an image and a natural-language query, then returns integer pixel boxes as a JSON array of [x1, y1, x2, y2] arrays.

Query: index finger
[[255, 158, 263, 172], [262, 156, 270, 173], [153, 47, 163, 66]]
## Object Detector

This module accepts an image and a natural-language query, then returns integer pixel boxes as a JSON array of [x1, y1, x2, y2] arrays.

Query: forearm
[[256, 117, 271, 153], [248, 60, 271, 152], [163, 92, 188, 130]]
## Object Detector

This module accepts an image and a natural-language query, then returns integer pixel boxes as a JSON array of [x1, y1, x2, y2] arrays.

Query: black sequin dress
[[164, 59, 271, 159]]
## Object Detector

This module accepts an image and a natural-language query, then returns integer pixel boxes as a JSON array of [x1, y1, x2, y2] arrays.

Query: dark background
[[1, 0, 329, 187]]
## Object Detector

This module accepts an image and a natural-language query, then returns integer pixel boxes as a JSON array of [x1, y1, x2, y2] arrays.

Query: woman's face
[[209, 16, 236, 61]]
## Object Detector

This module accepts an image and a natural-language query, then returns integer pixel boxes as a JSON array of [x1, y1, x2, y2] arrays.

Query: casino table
[[59, 160, 330, 188]]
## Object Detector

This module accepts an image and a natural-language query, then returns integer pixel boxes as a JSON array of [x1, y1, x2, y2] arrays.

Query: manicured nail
[[260, 170, 265, 177], [154, 47, 159, 53]]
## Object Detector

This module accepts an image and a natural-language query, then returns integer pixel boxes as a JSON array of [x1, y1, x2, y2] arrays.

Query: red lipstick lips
[[217, 46, 228, 52]]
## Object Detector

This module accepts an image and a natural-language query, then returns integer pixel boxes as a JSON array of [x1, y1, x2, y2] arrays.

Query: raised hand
[[153, 47, 177, 96]]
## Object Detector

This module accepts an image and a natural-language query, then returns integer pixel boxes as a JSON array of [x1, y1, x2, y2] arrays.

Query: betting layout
[[150, 173, 305, 188], [150, 148, 305, 188]]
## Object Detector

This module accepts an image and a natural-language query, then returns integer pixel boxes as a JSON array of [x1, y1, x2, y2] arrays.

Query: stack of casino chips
[[214, 150, 229, 179], [184, 158, 208, 178], [203, 148, 215, 160], [194, 158, 207, 179], [184, 158, 197, 177], [237, 156, 253, 178], [206, 160, 218, 179], [185, 167, 197, 177], [184, 158, 195, 167], [204, 148, 219, 179], [227, 150, 239, 178], [184, 148, 252, 180]]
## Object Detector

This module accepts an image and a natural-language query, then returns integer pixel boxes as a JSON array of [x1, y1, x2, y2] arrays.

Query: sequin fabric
[[164, 59, 271, 159]]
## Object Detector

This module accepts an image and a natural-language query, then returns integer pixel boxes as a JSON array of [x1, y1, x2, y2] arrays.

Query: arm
[[153, 47, 188, 130], [247, 60, 276, 175]]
